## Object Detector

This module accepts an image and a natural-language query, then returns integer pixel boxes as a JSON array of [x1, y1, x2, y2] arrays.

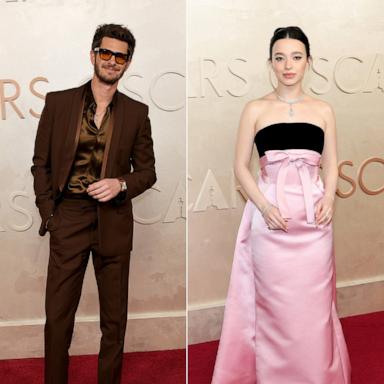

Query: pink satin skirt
[[211, 149, 351, 384]]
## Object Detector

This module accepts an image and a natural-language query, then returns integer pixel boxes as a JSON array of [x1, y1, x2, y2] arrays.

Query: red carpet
[[1, 312, 383, 383], [189, 311, 384, 384], [0, 348, 185, 384]]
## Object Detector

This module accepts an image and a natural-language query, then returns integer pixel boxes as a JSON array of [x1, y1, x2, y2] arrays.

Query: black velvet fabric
[[254, 122, 324, 157]]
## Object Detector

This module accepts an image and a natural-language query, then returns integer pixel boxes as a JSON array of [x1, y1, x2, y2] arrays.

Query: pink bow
[[261, 150, 321, 224]]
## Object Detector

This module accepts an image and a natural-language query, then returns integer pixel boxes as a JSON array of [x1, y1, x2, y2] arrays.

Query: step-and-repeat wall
[[188, 0, 384, 344], [0, 0, 185, 358]]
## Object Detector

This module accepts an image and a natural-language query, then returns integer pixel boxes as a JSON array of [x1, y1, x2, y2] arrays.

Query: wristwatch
[[118, 178, 127, 192]]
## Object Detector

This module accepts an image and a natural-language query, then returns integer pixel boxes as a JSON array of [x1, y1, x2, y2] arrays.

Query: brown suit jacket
[[31, 80, 156, 254]]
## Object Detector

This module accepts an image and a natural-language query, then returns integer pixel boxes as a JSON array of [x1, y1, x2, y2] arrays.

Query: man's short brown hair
[[92, 24, 136, 59]]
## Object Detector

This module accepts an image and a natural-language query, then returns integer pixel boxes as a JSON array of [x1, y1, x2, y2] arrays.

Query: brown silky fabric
[[66, 84, 116, 194]]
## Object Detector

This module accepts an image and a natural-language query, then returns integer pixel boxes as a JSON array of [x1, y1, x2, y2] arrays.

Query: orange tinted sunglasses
[[93, 47, 129, 65]]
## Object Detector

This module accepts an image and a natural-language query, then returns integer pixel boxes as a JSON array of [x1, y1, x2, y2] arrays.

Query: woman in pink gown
[[211, 27, 351, 384]]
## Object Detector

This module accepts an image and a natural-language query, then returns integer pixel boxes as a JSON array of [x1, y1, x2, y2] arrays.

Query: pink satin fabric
[[212, 149, 351, 384]]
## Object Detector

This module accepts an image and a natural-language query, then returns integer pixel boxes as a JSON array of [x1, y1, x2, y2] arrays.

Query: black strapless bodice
[[254, 122, 324, 157]]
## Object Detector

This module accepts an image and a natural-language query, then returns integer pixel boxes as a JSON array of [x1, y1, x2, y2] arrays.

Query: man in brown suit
[[31, 24, 156, 383]]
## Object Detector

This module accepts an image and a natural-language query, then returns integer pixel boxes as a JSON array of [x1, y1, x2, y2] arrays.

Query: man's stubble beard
[[94, 62, 126, 85]]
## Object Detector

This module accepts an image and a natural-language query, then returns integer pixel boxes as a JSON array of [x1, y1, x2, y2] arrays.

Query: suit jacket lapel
[[58, 82, 87, 191], [100, 110, 115, 179], [100, 91, 123, 178]]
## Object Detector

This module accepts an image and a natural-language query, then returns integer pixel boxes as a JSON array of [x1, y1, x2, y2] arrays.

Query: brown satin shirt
[[66, 84, 115, 194]]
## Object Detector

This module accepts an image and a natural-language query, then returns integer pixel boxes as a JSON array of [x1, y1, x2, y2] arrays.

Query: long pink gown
[[211, 123, 351, 384]]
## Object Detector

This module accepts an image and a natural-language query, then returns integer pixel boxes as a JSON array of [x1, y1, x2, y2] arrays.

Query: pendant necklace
[[275, 92, 304, 117]]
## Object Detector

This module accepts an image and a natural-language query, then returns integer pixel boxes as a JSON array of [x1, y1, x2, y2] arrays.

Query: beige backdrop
[[0, 0, 185, 358], [188, 0, 384, 344]]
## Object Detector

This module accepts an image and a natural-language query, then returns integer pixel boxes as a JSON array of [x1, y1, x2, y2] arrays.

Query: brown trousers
[[44, 197, 131, 384]]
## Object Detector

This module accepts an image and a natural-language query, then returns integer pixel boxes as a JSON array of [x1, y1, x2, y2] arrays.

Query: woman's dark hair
[[269, 26, 310, 60], [92, 23, 136, 59]]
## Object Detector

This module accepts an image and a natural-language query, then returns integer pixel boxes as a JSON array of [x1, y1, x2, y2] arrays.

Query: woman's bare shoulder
[[305, 95, 335, 128], [306, 95, 334, 114], [242, 93, 275, 115]]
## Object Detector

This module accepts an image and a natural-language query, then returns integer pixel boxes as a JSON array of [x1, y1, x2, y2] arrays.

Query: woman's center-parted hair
[[92, 23, 136, 60], [269, 26, 310, 61]]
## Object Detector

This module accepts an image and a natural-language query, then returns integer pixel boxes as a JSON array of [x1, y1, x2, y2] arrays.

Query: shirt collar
[[85, 80, 118, 110]]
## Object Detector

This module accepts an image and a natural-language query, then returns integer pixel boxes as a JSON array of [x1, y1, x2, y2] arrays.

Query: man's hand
[[87, 178, 121, 202]]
